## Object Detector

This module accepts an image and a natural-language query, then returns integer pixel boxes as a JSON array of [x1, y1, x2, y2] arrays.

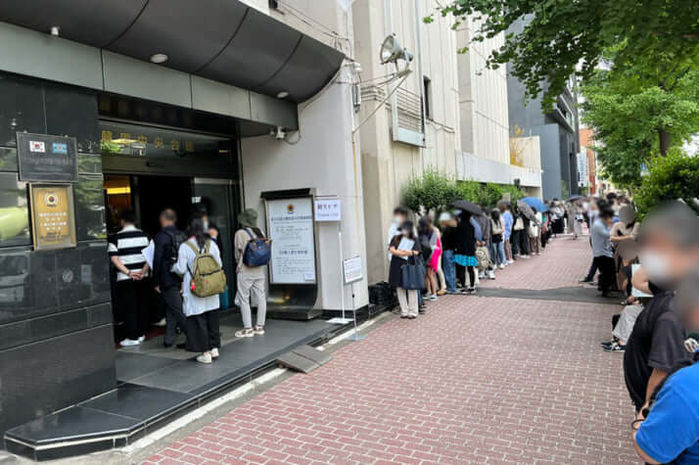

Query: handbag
[[400, 256, 426, 290]]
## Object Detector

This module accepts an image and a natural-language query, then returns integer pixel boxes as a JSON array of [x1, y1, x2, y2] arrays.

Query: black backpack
[[164, 229, 188, 262]]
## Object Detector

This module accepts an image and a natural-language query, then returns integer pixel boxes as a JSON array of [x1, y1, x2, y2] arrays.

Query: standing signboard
[[343, 256, 363, 284], [29, 184, 77, 250], [17, 133, 78, 182], [266, 197, 317, 284]]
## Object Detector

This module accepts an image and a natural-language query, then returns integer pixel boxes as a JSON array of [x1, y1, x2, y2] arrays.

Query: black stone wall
[[0, 73, 116, 441]]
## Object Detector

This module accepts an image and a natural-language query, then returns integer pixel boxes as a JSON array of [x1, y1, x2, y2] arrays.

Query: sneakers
[[211, 348, 220, 359], [153, 318, 167, 327], [508, 260, 515, 265], [603, 342, 626, 352], [235, 328, 255, 338], [138, 335, 146, 342], [521, 255, 530, 259], [462, 287, 476, 295], [196, 352, 213, 364], [119, 338, 141, 347], [424, 294, 438, 302], [487, 270, 496, 280], [498, 264, 505, 270], [253, 326, 265, 335]]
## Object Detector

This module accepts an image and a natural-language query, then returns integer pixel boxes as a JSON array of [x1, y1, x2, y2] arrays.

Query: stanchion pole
[[327, 224, 352, 325]]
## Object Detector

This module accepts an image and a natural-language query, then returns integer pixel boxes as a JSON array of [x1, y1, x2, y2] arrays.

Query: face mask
[[394, 216, 403, 224], [453, 209, 462, 216], [640, 251, 671, 284]]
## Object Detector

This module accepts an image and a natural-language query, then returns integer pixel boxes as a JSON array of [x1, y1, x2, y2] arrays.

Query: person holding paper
[[388, 221, 421, 319]]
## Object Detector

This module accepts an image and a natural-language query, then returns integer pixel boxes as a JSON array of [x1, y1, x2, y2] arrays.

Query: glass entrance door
[[193, 178, 237, 296]]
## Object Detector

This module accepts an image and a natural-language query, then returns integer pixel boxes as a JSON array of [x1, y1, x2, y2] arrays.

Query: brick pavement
[[144, 237, 639, 465]]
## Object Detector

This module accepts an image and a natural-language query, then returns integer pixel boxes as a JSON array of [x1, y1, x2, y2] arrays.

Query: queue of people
[[109, 205, 270, 364], [386, 199, 554, 318], [569, 196, 699, 464]]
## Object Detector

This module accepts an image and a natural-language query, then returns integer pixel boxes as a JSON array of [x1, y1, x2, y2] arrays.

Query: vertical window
[[423, 76, 433, 121]]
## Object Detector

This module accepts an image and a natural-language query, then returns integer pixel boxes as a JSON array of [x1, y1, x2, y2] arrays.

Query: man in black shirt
[[152, 209, 189, 348], [624, 202, 699, 413]]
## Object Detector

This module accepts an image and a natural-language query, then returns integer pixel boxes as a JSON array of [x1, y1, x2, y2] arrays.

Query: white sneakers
[[235, 328, 255, 338], [153, 318, 167, 327], [211, 348, 220, 359], [119, 338, 140, 347], [253, 326, 265, 335], [487, 270, 496, 280], [196, 352, 212, 364], [498, 264, 505, 269]]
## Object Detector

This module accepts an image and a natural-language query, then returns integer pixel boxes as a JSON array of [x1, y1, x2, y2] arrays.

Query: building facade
[[456, 20, 543, 197], [0, 0, 370, 449], [352, 0, 461, 284]]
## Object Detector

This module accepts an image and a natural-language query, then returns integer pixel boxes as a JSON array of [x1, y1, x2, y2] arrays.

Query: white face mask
[[453, 209, 462, 216], [394, 216, 403, 225], [640, 250, 671, 284]]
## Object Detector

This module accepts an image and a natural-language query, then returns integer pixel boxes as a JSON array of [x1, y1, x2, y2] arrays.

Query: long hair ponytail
[[187, 214, 208, 250]]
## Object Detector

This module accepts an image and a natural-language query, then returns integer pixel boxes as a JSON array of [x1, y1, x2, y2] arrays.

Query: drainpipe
[[413, 0, 426, 158]]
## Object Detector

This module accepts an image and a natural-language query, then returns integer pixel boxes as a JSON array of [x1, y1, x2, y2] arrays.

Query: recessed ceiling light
[[276, 91, 289, 99], [150, 53, 168, 64]]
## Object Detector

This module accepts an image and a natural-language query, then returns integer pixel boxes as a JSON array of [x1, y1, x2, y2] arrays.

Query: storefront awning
[[0, 0, 344, 104]]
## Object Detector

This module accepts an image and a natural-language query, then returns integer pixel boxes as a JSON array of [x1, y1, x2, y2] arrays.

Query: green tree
[[582, 68, 699, 188], [427, 0, 699, 107], [401, 168, 455, 214], [635, 150, 699, 217]]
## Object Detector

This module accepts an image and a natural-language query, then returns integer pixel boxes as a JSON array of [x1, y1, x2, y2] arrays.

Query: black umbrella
[[516, 200, 537, 221], [450, 200, 482, 216], [567, 194, 584, 202]]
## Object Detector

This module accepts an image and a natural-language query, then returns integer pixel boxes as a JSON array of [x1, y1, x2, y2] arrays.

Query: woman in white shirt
[[173, 215, 223, 364]]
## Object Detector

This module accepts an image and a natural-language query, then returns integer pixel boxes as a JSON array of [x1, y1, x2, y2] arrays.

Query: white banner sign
[[314, 198, 342, 222], [266, 197, 317, 284]]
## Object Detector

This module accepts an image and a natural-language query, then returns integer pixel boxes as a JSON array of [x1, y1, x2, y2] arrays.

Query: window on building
[[269, 0, 279, 9], [423, 76, 433, 121]]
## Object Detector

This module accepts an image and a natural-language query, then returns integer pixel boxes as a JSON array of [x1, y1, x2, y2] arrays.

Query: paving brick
[[144, 237, 639, 464]]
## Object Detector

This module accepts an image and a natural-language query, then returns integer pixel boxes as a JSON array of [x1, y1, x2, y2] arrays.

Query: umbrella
[[516, 200, 537, 221], [521, 196, 548, 212], [450, 200, 482, 216], [567, 194, 584, 202]]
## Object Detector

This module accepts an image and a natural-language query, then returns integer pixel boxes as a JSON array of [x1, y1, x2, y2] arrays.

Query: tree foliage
[[426, 0, 699, 107], [635, 151, 699, 217], [581, 66, 699, 189]]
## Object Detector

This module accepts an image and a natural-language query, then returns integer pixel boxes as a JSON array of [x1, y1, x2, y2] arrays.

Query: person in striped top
[[108, 210, 150, 347]]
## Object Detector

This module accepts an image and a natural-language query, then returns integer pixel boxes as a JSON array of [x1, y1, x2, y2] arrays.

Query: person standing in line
[[438, 213, 458, 294], [591, 208, 616, 297], [387, 207, 409, 261], [233, 209, 268, 338], [514, 207, 531, 258], [108, 209, 150, 347], [173, 214, 223, 364], [528, 207, 541, 256], [490, 209, 506, 269], [388, 221, 421, 319], [152, 208, 189, 348], [418, 216, 440, 301], [454, 209, 479, 294], [500, 202, 514, 264]]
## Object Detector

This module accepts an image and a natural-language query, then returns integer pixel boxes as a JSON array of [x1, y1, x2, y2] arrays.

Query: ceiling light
[[150, 53, 169, 64], [276, 91, 289, 99]]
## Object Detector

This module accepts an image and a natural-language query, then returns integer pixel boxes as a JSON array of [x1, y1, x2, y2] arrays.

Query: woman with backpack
[[173, 214, 225, 364], [233, 209, 269, 338]]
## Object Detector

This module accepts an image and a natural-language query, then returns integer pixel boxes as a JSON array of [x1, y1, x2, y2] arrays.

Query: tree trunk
[[658, 129, 671, 156]]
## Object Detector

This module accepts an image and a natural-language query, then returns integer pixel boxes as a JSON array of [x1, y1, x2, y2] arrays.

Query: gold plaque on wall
[[29, 184, 77, 251]]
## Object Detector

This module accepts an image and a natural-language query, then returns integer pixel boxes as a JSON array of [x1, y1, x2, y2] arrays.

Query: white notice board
[[266, 197, 317, 284], [314, 198, 342, 222], [343, 256, 363, 284]]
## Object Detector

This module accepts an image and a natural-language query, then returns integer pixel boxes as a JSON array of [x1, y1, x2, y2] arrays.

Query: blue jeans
[[442, 250, 457, 292], [491, 241, 506, 265]]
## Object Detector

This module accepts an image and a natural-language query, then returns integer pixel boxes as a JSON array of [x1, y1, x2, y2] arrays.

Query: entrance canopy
[[0, 0, 344, 104]]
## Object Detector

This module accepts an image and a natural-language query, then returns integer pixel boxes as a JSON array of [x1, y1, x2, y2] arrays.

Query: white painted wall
[[240, 77, 369, 311]]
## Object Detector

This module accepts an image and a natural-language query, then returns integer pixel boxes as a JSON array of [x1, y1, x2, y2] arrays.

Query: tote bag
[[401, 257, 426, 290]]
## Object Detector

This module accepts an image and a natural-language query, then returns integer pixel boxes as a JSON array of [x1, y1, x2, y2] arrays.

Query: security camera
[[271, 126, 286, 141]]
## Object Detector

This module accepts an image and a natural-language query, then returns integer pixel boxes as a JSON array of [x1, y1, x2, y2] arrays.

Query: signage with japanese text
[[266, 197, 316, 284], [343, 256, 363, 284], [314, 198, 342, 222], [29, 184, 77, 251], [17, 133, 78, 182]]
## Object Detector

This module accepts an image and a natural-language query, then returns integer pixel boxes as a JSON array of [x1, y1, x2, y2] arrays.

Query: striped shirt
[[108, 225, 150, 281]]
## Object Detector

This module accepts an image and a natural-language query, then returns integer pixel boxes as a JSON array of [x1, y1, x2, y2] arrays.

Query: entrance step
[[276, 345, 333, 373]]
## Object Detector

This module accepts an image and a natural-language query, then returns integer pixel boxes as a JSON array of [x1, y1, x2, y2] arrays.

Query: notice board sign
[[266, 197, 317, 284], [314, 198, 341, 222], [17, 132, 78, 182], [29, 184, 77, 251], [343, 256, 363, 284]]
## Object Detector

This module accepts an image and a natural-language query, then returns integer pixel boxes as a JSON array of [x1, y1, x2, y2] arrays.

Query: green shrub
[[635, 151, 699, 217]]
